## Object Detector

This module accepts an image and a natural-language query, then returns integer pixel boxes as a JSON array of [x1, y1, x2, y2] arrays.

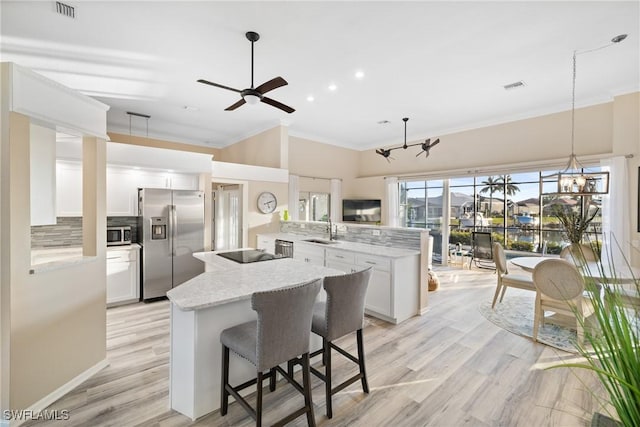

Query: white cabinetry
[[53, 161, 201, 217], [107, 245, 140, 306], [30, 124, 57, 225], [293, 242, 325, 266], [56, 161, 83, 217], [325, 248, 417, 323], [256, 234, 276, 253]]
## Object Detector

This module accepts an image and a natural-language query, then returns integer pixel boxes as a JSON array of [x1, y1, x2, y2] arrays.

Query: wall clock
[[257, 191, 277, 214]]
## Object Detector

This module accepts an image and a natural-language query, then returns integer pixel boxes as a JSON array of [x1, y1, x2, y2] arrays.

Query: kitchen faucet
[[327, 219, 337, 241]]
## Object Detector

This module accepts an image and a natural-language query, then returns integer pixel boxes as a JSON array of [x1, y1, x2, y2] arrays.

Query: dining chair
[[471, 231, 495, 269], [560, 243, 600, 264], [532, 258, 595, 345], [289, 268, 372, 419], [491, 242, 536, 308], [220, 279, 322, 427]]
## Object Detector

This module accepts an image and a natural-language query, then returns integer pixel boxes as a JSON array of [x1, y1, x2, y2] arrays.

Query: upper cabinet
[[30, 124, 57, 225], [55, 161, 201, 217]]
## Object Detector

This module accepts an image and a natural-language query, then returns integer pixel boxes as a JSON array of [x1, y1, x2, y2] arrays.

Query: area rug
[[478, 294, 580, 353]]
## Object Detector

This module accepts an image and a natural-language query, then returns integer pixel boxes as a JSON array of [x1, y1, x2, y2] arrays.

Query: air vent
[[503, 81, 525, 90], [55, 2, 75, 18], [377, 120, 391, 125]]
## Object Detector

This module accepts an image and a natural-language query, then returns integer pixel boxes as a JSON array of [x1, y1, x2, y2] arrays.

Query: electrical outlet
[[372, 229, 381, 236], [337, 224, 347, 232], [300, 223, 306, 229]]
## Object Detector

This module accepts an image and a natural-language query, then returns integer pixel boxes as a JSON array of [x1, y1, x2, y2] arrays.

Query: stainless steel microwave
[[107, 226, 132, 246]]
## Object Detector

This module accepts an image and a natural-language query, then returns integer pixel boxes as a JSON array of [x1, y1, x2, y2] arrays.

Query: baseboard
[[7, 359, 108, 427]]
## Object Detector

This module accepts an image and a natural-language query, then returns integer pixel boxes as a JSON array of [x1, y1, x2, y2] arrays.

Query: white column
[[288, 174, 299, 221], [384, 176, 399, 227], [330, 178, 341, 222]]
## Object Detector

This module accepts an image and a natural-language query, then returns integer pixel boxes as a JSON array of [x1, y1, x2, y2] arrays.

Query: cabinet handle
[[335, 255, 344, 259], [365, 261, 377, 265]]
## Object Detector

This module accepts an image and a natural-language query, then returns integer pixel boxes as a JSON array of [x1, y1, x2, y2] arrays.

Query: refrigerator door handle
[[171, 204, 178, 256]]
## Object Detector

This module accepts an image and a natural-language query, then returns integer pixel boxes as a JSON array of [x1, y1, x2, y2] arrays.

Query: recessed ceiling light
[[307, 95, 315, 102], [355, 70, 365, 79], [183, 105, 199, 112], [328, 83, 337, 91]]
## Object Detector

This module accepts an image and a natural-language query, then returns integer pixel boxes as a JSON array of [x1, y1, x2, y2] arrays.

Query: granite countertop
[[29, 243, 141, 274], [258, 233, 420, 258], [167, 256, 344, 311]]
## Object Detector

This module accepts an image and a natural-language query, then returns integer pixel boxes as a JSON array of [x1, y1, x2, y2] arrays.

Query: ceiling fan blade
[[416, 150, 425, 157], [261, 96, 295, 113], [225, 98, 246, 111], [255, 77, 288, 94], [429, 138, 440, 148], [197, 79, 243, 94]]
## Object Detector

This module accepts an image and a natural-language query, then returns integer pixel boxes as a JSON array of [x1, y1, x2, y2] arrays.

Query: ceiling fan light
[[244, 94, 260, 105]]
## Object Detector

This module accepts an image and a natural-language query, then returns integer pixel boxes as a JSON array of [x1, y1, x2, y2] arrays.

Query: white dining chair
[[532, 258, 595, 345], [491, 242, 536, 308]]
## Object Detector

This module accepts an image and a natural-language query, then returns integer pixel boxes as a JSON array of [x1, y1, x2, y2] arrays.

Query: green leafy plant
[[551, 236, 640, 426], [553, 204, 599, 244]]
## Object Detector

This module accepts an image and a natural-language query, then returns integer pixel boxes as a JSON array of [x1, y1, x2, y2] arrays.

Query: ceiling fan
[[415, 138, 440, 158], [197, 31, 295, 114], [375, 118, 441, 162]]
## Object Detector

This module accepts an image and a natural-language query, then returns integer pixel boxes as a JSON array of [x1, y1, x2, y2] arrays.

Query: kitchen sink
[[302, 238, 339, 245]]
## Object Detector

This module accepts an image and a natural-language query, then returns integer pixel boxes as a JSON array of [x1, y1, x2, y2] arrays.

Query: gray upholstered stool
[[290, 267, 372, 419], [220, 279, 322, 427]]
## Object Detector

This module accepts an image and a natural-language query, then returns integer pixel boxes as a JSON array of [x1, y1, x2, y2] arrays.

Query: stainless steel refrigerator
[[138, 188, 205, 301]]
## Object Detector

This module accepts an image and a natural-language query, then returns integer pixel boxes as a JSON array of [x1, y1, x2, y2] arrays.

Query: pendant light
[[544, 34, 627, 195]]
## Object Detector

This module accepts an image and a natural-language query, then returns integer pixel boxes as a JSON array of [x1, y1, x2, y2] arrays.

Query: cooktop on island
[[216, 249, 283, 264]]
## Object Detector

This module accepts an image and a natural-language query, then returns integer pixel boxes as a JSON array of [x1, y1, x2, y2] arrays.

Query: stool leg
[[324, 338, 333, 419], [356, 329, 369, 394], [269, 367, 276, 392], [256, 371, 264, 427], [302, 353, 316, 427], [221, 345, 230, 416]]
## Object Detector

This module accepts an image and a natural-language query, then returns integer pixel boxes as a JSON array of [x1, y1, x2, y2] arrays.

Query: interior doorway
[[212, 183, 244, 250]]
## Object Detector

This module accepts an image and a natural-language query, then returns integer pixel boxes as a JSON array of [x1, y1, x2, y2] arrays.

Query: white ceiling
[[1, 1, 638, 151]]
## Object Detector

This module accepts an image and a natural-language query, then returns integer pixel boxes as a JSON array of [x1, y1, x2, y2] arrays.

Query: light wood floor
[[24, 266, 606, 427]]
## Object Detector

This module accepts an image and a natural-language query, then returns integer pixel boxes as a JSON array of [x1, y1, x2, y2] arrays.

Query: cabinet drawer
[[356, 254, 391, 272], [107, 248, 138, 262], [325, 249, 355, 264]]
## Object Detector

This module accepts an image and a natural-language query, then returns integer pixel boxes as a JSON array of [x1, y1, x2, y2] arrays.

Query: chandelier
[[544, 34, 627, 195]]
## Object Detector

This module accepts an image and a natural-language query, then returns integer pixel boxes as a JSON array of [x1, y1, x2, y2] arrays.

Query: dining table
[[510, 256, 640, 284]]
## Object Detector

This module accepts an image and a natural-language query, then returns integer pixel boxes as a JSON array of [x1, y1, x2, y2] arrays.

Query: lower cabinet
[[293, 242, 325, 266], [107, 245, 140, 306], [325, 248, 418, 323], [256, 234, 276, 253]]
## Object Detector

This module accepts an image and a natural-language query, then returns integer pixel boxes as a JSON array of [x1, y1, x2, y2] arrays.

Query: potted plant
[[553, 198, 601, 263], [552, 235, 640, 426]]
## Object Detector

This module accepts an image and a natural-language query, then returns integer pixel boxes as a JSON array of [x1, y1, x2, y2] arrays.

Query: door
[[140, 188, 172, 300], [214, 185, 242, 251], [172, 190, 205, 287]]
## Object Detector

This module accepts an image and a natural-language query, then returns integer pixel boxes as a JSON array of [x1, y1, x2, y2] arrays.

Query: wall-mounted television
[[342, 199, 381, 223]]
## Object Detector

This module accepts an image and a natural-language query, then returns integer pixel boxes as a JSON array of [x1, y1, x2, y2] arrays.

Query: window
[[399, 166, 606, 262]]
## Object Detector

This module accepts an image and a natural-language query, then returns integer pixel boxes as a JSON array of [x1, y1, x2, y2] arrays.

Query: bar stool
[[291, 267, 372, 419], [220, 279, 322, 427]]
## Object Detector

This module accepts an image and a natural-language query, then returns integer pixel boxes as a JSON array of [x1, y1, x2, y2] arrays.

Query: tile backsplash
[[31, 217, 140, 249], [280, 221, 423, 250]]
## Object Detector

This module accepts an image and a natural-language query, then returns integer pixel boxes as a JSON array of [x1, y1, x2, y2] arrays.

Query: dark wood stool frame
[[289, 328, 369, 419], [222, 346, 315, 426]]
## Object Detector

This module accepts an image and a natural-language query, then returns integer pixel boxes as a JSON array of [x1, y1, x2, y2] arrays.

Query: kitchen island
[[166, 251, 344, 420]]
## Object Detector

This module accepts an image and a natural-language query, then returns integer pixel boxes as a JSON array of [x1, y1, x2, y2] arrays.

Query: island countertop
[[167, 255, 344, 311]]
